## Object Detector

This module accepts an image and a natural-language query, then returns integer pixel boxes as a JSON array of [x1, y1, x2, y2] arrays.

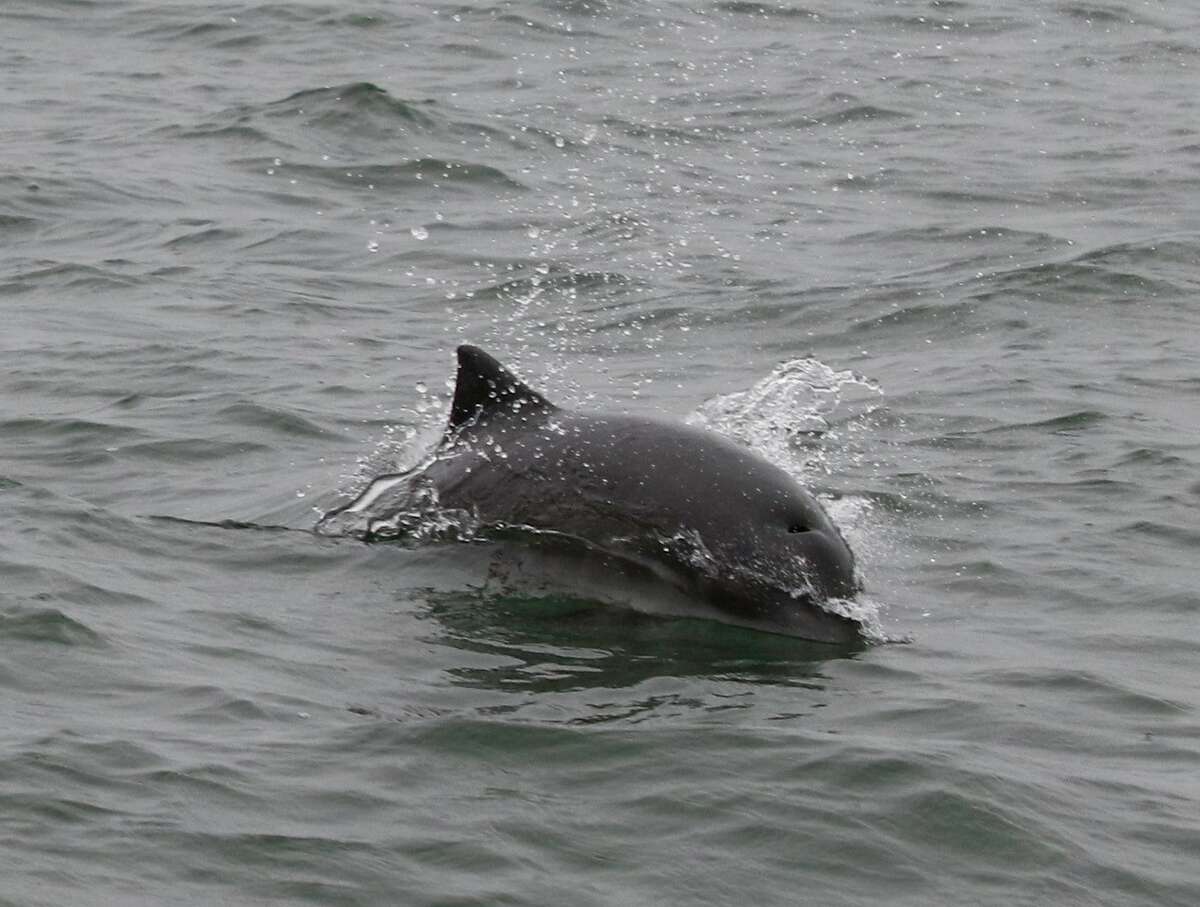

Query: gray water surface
[[3, 1, 1199, 905]]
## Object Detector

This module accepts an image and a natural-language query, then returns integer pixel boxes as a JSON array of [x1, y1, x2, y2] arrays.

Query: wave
[[164, 81, 544, 164], [1120, 520, 1200, 549], [714, 2, 820, 20], [491, 11, 607, 38], [264, 83, 441, 133], [789, 104, 911, 128], [0, 607, 106, 647], [974, 257, 1189, 301], [217, 402, 343, 441], [120, 438, 273, 463], [843, 225, 1068, 249], [1059, 3, 1167, 27], [0, 214, 40, 236], [0, 416, 143, 445], [161, 226, 242, 250], [160, 82, 438, 149], [235, 157, 526, 193], [1, 262, 147, 295], [874, 12, 1024, 35]]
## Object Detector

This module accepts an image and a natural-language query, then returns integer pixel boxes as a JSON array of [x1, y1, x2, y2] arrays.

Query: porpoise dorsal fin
[[448, 345, 553, 430]]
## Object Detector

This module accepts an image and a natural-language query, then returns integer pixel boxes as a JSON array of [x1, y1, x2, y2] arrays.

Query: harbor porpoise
[[324, 345, 865, 644]]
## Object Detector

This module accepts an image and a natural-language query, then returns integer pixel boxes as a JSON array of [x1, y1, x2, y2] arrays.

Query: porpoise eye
[[788, 523, 808, 534]]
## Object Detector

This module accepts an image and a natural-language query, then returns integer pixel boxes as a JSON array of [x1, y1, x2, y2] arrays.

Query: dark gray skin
[[408, 345, 864, 644]]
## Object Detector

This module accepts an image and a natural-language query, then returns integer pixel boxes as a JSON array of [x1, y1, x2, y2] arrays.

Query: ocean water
[[3, 0, 1199, 904]]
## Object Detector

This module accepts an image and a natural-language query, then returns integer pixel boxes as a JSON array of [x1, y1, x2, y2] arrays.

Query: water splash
[[315, 467, 483, 543], [821, 595, 891, 644], [687, 356, 883, 478]]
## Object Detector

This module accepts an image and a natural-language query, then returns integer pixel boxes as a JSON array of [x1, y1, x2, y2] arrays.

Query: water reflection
[[420, 588, 854, 700]]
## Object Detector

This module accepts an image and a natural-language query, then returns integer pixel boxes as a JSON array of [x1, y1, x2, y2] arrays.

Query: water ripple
[[0, 607, 106, 647]]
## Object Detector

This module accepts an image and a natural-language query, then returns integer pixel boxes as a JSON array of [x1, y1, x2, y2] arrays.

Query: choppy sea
[[3, 1, 1199, 904]]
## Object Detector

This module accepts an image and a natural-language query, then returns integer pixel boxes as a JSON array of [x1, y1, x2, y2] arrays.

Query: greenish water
[[2, 1, 1199, 904]]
